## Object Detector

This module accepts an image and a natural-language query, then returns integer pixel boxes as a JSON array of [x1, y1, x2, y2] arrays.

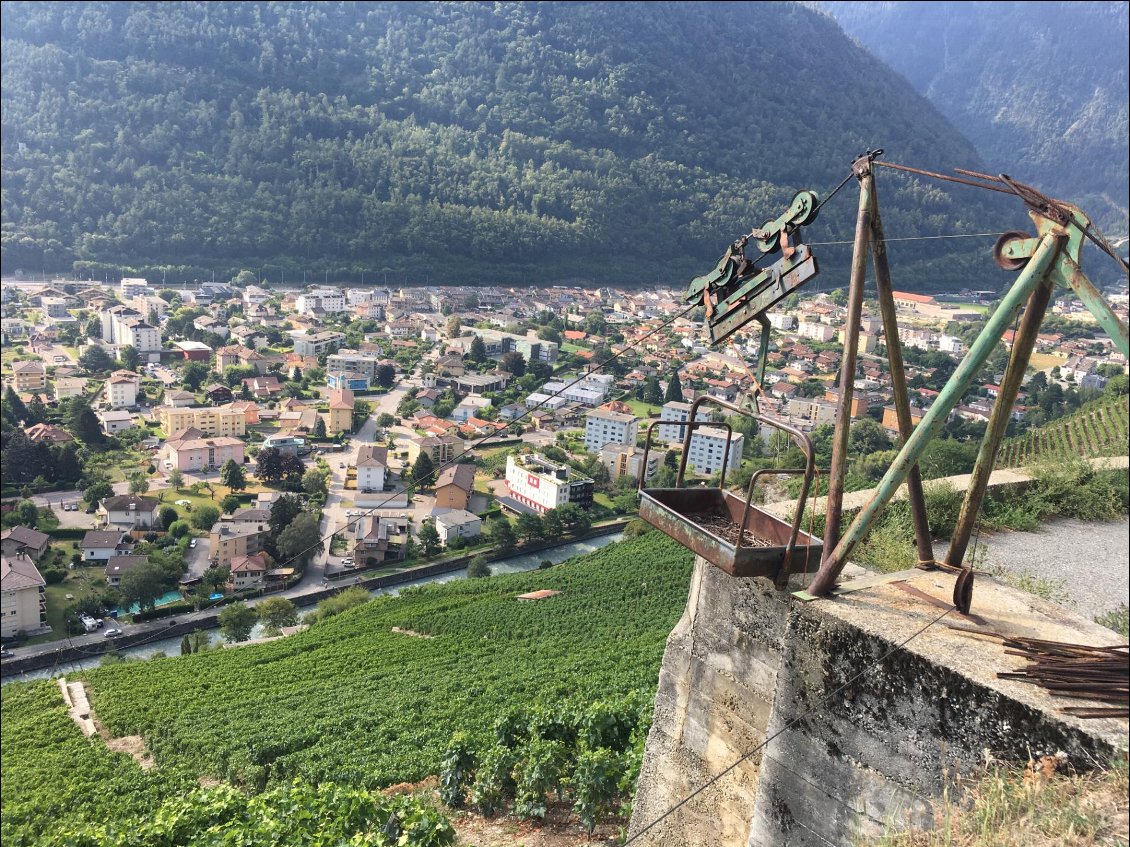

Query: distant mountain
[[1, 1, 1019, 289], [823, 1, 1129, 240]]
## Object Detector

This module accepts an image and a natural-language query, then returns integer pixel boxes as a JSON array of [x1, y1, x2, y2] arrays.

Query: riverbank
[[1, 521, 630, 679]]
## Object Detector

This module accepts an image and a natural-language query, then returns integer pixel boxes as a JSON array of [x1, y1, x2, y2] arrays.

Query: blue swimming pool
[[113, 590, 185, 616]]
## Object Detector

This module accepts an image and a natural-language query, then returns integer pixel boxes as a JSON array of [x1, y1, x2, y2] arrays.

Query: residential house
[[97, 410, 136, 434], [104, 373, 139, 409], [163, 428, 246, 472], [210, 521, 270, 566], [101, 305, 161, 352], [0, 526, 50, 561], [11, 361, 46, 393], [453, 396, 492, 422], [82, 530, 132, 562], [433, 464, 475, 510], [352, 514, 409, 565], [104, 554, 149, 587], [600, 444, 659, 482], [584, 407, 639, 453], [227, 400, 261, 425], [1, 553, 47, 638], [291, 330, 345, 357], [436, 355, 466, 377], [99, 494, 160, 529], [230, 552, 271, 591], [432, 509, 482, 546], [684, 427, 744, 476], [193, 315, 229, 338], [204, 383, 234, 405], [326, 388, 354, 435], [52, 377, 87, 400], [23, 423, 74, 444], [355, 444, 389, 493], [406, 434, 462, 466], [241, 376, 283, 399], [164, 389, 197, 408]]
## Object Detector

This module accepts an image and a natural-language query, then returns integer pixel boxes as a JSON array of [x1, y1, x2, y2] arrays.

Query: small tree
[[190, 504, 220, 530], [445, 315, 463, 338], [375, 363, 396, 388], [377, 412, 396, 428], [218, 602, 257, 643], [664, 374, 684, 403], [516, 512, 544, 544], [302, 467, 328, 499], [220, 459, 246, 491], [467, 555, 492, 578], [313, 416, 327, 439], [418, 520, 442, 556], [167, 467, 184, 490], [158, 505, 179, 530], [256, 596, 299, 634], [14, 499, 39, 528], [118, 345, 141, 372], [220, 494, 242, 514], [500, 351, 526, 377], [487, 519, 516, 554], [168, 520, 191, 539], [469, 334, 487, 363], [119, 563, 167, 612], [127, 471, 150, 495], [410, 451, 435, 487]]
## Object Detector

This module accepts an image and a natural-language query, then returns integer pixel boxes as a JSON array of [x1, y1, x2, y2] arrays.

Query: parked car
[[189, 539, 197, 548], [341, 557, 354, 567], [0, 649, 14, 660], [103, 628, 123, 638]]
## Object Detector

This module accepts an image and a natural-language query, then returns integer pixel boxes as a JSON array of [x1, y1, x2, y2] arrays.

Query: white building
[[97, 410, 136, 434], [433, 509, 483, 545], [291, 330, 346, 357], [658, 401, 692, 443], [354, 444, 388, 493], [101, 305, 162, 352], [295, 287, 346, 314], [542, 373, 613, 405], [768, 313, 798, 330], [243, 285, 271, 307], [104, 373, 139, 409], [600, 444, 658, 482], [685, 427, 744, 476], [120, 277, 152, 298], [504, 454, 593, 513], [583, 407, 639, 453], [797, 321, 836, 343]]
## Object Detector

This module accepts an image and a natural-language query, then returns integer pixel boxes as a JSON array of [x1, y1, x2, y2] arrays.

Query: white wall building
[[120, 277, 152, 298], [104, 374, 139, 409], [658, 401, 692, 443], [797, 321, 836, 342], [583, 408, 639, 453], [433, 509, 483, 545], [295, 287, 347, 314], [685, 427, 744, 476], [0, 553, 47, 638], [504, 454, 593, 513], [354, 445, 388, 493]]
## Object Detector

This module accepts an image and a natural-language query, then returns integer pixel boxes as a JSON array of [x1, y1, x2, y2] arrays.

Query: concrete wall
[[629, 557, 1126, 846]]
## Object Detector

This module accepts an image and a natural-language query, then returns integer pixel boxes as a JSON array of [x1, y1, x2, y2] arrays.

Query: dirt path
[[59, 677, 155, 769]]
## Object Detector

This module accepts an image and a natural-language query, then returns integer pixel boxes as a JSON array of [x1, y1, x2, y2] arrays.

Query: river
[[3, 533, 624, 684]]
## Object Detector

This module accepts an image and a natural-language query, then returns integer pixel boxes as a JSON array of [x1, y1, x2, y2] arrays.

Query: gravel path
[[953, 517, 1129, 622]]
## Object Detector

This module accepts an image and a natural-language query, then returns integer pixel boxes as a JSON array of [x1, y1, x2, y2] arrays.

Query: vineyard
[[998, 393, 1129, 468], [1, 532, 694, 844]]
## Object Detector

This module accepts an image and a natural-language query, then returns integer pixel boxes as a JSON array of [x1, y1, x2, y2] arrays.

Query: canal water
[[4, 533, 623, 683]]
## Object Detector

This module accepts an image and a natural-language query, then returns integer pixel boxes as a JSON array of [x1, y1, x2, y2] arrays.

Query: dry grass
[[871, 755, 1129, 846]]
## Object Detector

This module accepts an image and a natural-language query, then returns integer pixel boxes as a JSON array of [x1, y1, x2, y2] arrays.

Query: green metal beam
[[806, 231, 1065, 595]]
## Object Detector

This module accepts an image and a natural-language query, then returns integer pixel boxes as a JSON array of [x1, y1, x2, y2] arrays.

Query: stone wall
[[629, 557, 1127, 846]]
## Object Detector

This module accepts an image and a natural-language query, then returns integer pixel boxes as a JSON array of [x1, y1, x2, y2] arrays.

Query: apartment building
[[119, 277, 152, 298], [295, 287, 347, 314], [326, 388, 354, 435], [406, 434, 462, 466], [326, 349, 385, 381], [684, 427, 744, 476], [354, 444, 388, 493], [104, 373, 139, 409], [600, 444, 658, 482], [11, 360, 46, 393], [163, 427, 246, 472], [159, 406, 247, 437], [583, 407, 639, 453], [658, 401, 692, 443], [503, 453, 593, 513], [211, 521, 270, 567], [464, 327, 559, 363], [1, 553, 47, 639], [291, 330, 345, 357], [101, 305, 161, 352]]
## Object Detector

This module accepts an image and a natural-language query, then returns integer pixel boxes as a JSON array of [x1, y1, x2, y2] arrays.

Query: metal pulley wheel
[[993, 230, 1032, 271], [953, 567, 975, 615]]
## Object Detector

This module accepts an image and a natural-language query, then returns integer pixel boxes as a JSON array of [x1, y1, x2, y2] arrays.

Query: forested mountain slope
[[823, 1, 1130, 239], [1, 1, 1020, 288]]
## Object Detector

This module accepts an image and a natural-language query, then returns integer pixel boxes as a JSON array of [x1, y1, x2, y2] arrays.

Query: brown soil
[[82, 682, 156, 770], [391, 626, 435, 639], [686, 512, 772, 547]]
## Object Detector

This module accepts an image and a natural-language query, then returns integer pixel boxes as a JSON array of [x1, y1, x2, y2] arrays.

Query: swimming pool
[[113, 590, 185, 617]]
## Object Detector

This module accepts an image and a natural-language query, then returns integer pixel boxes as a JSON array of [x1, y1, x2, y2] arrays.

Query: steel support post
[[806, 232, 1065, 596], [822, 168, 872, 558], [869, 188, 935, 567], [945, 277, 1054, 568], [1059, 256, 1130, 358]]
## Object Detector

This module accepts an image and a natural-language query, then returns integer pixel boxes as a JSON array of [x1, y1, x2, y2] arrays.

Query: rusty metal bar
[[822, 163, 872, 559], [806, 232, 1065, 596], [869, 182, 935, 567], [945, 278, 1054, 569], [872, 160, 1014, 195]]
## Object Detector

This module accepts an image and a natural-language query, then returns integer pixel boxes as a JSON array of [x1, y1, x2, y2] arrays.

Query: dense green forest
[[1, 1, 1023, 289], [824, 1, 1130, 239]]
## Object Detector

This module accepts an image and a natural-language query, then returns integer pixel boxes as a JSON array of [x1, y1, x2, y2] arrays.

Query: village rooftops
[[434, 463, 475, 492]]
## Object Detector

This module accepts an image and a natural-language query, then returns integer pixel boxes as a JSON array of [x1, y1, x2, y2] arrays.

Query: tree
[[446, 315, 463, 338], [377, 412, 396, 428], [14, 499, 39, 528], [83, 479, 113, 507], [418, 520, 441, 556], [119, 563, 168, 612], [64, 398, 104, 445], [411, 451, 435, 487], [469, 334, 487, 363], [500, 351, 526, 377], [269, 494, 303, 538], [84, 315, 102, 340], [218, 602, 257, 642], [313, 416, 327, 438], [167, 467, 184, 490], [220, 458, 246, 491], [487, 519, 516, 554], [467, 555, 492, 578], [536, 326, 562, 344], [375, 363, 396, 388], [256, 447, 287, 484], [190, 504, 220, 530], [256, 596, 298, 633], [302, 468, 328, 498], [78, 346, 115, 373], [220, 494, 242, 514], [179, 361, 209, 392], [276, 512, 323, 568], [168, 520, 191, 539], [158, 505, 179, 530], [643, 376, 664, 405], [127, 472, 150, 495], [118, 345, 141, 371], [664, 374, 685, 403], [2, 385, 29, 424], [202, 565, 230, 591], [516, 512, 544, 543], [849, 418, 892, 456]]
